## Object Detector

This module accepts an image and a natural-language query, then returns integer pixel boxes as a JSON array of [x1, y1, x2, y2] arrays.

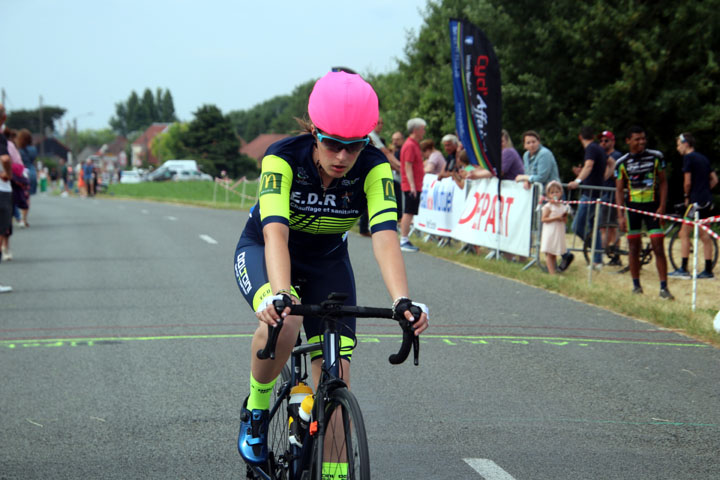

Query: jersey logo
[[382, 178, 396, 202], [260, 172, 282, 195]]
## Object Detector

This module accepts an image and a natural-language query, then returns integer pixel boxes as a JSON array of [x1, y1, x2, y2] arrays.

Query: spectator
[[515, 130, 573, 271], [10, 162, 29, 235], [16, 129, 37, 195], [615, 126, 673, 299], [0, 104, 14, 290], [399, 117, 426, 252], [541, 181, 570, 274], [420, 139, 446, 174], [597, 130, 623, 265], [84, 158, 96, 197], [568, 126, 607, 269], [514, 130, 560, 192], [441, 134, 460, 171], [500, 129, 524, 181], [669, 132, 719, 279], [390, 131, 405, 220]]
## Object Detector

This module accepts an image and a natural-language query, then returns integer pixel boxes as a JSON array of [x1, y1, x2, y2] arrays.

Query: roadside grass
[[105, 180, 258, 209], [97, 182, 719, 347]]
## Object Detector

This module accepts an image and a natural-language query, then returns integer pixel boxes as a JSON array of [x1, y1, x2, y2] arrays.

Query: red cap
[[599, 130, 615, 141]]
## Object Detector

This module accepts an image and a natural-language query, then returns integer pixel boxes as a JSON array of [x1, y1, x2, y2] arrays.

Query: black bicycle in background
[[583, 203, 718, 273], [245, 292, 421, 480]]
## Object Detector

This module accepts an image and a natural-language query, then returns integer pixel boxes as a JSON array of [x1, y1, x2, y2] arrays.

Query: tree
[[110, 88, 178, 136], [151, 122, 190, 162], [6, 106, 66, 133], [182, 105, 258, 178], [370, 0, 720, 193]]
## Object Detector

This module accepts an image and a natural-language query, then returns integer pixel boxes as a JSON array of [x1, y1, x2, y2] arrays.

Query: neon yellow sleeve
[[258, 155, 293, 226], [364, 162, 398, 232]]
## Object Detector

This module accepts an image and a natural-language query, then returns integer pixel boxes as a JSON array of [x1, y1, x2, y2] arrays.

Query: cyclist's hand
[[394, 298, 429, 336], [255, 293, 294, 327]]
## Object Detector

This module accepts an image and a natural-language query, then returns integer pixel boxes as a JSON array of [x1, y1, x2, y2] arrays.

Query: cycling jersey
[[615, 149, 665, 203], [241, 134, 397, 257]]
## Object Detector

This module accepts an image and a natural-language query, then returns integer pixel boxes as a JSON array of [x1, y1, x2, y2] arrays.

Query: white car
[[173, 169, 213, 181], [120, 170, 144, 184]]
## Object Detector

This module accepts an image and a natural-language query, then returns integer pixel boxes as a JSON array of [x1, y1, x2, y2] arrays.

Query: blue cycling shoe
[[238, 397, 269, 464]]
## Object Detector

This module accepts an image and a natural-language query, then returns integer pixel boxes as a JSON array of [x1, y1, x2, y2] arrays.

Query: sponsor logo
[[290, 192, 336, 207], [235, 252, 252, 295], [382, 178, 396, 202], [341, 177, 360, 186], [259, 172, 281, 195]]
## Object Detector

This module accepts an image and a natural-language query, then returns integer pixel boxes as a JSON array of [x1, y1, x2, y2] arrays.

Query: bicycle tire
[[310, 388, 370, 480], [266, 364, 291, 480], [668, 226, 719, 271]]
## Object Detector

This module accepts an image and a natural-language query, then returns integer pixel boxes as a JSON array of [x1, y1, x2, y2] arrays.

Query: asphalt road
[[1, 195, 718, 479]]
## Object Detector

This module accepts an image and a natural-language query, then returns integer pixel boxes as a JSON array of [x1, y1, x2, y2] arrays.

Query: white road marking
[[141, 209, 150, 215], [464, 459, 516, 479], [199, 234, 218, 245], [165, 216, 178, 221]]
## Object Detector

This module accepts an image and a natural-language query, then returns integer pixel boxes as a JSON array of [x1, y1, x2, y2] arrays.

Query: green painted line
[[488, 416, 718, 428], [0, 333, 708, 349]]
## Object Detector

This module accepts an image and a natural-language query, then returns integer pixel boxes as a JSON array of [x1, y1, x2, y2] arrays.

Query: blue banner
[[449, 19, 502, 175]]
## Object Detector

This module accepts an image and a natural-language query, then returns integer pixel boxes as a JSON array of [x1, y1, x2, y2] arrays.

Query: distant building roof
[[132, 123, 170, 147], [240, 133, 290, 162], [100, 136, 128, 156]]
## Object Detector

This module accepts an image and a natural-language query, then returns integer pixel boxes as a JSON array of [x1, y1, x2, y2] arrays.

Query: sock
[[321, 462, 348, 480], [401, 236, 408, 244], [681, 257, 688, 270], [660, 281, 667, 290], [247, 374, 277, 411], [705, 260, 713, 273], [632, 278, 641, 289]]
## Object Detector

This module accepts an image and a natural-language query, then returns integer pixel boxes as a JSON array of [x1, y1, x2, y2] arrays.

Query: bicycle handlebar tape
[[388, 305, 421, 366]]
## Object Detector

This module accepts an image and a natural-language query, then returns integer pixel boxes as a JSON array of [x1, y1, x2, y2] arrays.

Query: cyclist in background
[[669, 132, 718, 279], [233, 71, 429, 473], [615, 125, 674, 299]]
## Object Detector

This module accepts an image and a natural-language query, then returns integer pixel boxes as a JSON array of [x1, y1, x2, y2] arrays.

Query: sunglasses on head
[[316, 131, 369, 154]]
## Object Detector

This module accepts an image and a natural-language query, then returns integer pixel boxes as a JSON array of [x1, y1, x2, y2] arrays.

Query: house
[[131, 123, 170, 166], [240, 133, 290, 168], [97, 136, 128, 169], [31, 134, 71, 161]]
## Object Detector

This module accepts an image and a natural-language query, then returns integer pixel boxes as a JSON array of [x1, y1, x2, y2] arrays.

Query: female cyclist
[[234, 71, 429, 469]]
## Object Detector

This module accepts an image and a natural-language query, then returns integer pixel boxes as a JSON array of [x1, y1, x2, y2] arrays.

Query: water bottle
[[288, 383, 314, 447]]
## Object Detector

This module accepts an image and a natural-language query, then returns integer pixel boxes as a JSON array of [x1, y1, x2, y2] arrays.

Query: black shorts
[[234, 237, 357, 360], [0, 191, 12, 236], [403, 191, 420, 215], [626, 201, 663, 239]]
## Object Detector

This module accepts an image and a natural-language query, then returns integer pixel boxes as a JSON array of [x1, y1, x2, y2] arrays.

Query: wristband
[[574, 177, 583, 184], [275, 289, 293, 296]]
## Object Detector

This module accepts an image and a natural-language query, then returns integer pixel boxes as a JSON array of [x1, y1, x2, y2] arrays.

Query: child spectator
[[541, 180, 569, 274]]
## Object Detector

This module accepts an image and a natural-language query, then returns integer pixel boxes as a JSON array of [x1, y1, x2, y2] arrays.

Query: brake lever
[[255, 298, 290, 360]]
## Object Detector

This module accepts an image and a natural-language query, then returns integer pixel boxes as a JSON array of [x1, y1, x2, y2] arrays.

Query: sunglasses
[[316, 131, 369, 154]]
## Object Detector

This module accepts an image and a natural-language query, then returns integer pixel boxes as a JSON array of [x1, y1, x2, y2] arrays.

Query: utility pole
[[1, 88, 5, 106], [39, 95, 45, 157]]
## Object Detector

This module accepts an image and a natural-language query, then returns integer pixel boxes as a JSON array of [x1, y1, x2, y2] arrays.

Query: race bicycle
[[244, 292, 421, 480], [582, 203, 718, 273]]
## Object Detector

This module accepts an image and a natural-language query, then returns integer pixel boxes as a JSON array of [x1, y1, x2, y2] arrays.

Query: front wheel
[[311, 388, 370, 480]]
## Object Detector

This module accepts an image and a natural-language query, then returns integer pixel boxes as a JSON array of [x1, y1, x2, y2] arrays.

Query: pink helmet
[[308, 71, 379, 138]]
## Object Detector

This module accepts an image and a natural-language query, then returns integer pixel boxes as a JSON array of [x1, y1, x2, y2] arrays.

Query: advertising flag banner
[[449, 18, 502, 176]]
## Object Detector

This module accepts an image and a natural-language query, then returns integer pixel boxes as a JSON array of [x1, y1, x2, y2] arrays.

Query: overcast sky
[[2, 0, 428, 132]]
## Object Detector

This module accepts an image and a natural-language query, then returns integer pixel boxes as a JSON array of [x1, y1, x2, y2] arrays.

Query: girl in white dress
[[541, 181, 569, 274]]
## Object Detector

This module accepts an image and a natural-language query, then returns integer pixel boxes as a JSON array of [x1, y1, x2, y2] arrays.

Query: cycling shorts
[[626, 201, 663, 239], [683, 202, 715, 221], [234, 237, 357, 361]]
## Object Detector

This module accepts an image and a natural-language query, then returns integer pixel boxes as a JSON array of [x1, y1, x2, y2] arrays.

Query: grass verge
[[97, 183, 719, 348]]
